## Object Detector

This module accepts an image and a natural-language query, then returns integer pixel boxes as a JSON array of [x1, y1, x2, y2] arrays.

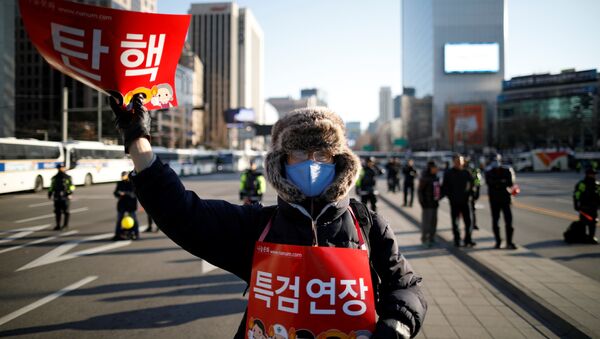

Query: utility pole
[[62, 87, 68, 142], [97, 91, 102, 142]]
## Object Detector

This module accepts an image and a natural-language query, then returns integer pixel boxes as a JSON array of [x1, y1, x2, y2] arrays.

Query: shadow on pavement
[[403, 248, 450, 260], [99, 247, 180, 256], [167, 258, 201, 264], [524, 239, 569, 250], [394, 227, 451, 236], [0, 298, 247, 337], [552, 252, 600, 261], [100, 281, 246, 302], [69, 273, 241, 297]]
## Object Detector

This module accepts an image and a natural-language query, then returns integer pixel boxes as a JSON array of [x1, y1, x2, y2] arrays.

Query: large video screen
[[444, 43, 499, 73], [224, 108, 255, 124]]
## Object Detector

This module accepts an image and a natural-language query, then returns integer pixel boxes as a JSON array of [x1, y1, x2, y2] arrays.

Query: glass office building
[[402, 0, 504, 149], [497, 69, 599, 150]]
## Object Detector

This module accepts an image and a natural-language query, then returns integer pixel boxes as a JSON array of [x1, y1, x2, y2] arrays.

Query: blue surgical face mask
[[285, 160, 336, 197]]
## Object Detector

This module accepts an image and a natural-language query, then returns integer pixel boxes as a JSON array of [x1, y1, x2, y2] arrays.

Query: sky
[[159, 0, 600, 129]]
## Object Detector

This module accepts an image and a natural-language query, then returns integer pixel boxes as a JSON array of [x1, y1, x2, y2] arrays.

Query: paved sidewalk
[[378, 191, 600, 338], [373, 195, 554, 339]]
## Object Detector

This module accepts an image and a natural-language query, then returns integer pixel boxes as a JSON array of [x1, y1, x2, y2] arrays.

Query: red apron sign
[[19, 0, 190, 108], [247, 210, 376, 339]]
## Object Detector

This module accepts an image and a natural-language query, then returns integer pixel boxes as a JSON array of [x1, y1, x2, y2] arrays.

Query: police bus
[[0, 138, 65, 194], [64, 141, 134, 186]]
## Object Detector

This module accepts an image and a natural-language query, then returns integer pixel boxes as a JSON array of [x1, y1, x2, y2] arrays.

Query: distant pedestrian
[[403, 159, 417, 207], [418, 161, 441, 247], [47, 163, 75, 230], [356, 157, 382, 211], [113, 171, 139, 240], [467, 158, 482, 230], [385, 157, 401, 193], [485, 154, 517, 249], [573, 167, 600, 244], [442, 154, 476, 247]]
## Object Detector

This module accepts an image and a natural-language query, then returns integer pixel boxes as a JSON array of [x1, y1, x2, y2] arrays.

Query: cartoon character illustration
[[292, 329, 315, 339], [315, 329, 350, 339], [123, 86, 155, 106], [120, 83, 174, 109], [150, 83, 174, 108], [271, 323, 289, 339], [352, 330, 372, 339], [248, 319, 267, 339]]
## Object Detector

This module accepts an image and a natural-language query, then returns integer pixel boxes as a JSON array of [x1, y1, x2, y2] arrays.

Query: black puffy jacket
[[132, 158, 427, 338], [418, 171, 440, 209], [114, 179, 137, 212]]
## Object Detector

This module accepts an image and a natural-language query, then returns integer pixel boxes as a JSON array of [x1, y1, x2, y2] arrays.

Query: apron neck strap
[[346, 206, 367, 250], [258, 216, 273, 242], [259, 207, 367, 250]]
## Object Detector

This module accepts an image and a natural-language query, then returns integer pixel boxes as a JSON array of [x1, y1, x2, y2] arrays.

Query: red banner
[[19, 0, 191, 108], [247, 242, 376, 339]]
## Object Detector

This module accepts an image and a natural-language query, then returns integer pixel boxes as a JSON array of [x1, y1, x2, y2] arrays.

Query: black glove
[[108, 90, 151, 153], [374, 318, 411, 339]]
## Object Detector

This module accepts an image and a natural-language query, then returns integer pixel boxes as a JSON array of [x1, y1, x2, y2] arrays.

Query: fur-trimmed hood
[[265, 107, 361, 204]]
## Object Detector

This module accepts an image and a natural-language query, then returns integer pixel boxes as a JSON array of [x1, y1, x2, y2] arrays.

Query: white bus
[[216, 150, 267, 172], [0, 138, 65, 194], [64, 141, 133, 186], [154, 147, 219, 176]]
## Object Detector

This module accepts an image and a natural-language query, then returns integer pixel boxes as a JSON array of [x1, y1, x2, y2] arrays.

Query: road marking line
[[513, 201, 578, 221], [27, 201, 54, 208], [15, 225, 147, 272], [0, 230, 79, 254], [552, 198, 572, 204], [0, 225, 53, 245], [14, 207, 89, 224], [0, 276, 98, 326], [0, 224, 51, 237]]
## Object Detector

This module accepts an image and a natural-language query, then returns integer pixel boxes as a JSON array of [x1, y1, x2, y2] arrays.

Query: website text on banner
[[19, 0, 190, 109]]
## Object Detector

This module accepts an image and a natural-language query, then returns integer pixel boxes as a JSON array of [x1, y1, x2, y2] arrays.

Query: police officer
[[573, 167, 600, 244], [403, 159, 417, 207], [485, 154, 517, 249], [467, 157, 482, 231], [442, 154, 475, 247], [47, 163, 74, 230], [239, 161, 266, 205], [356, 157, 382, 211], [385, 157, 400, 193], [113, 171, 139, 240]]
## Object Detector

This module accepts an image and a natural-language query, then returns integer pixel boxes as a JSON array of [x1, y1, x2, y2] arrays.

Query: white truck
[[513, 150, 569, 172]]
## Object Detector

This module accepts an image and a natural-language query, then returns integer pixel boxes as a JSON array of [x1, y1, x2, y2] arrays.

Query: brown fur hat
[[265, 107, 361, 204]]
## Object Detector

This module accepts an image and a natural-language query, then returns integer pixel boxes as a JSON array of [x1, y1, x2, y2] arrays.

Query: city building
[[379, 86, 393, 123], [497, 69, 600, 150], [267, 89, 322, 118], [14, 0, 157, 142], [402, 0, 504, 148], [188, 2, 264, 149], [153, 45, 205, 149], [402, 90, 433, 149], [345, 121, 361, 148], [238, 8, 264, 125], [301, 88, 328, 106], [393, 95, 402, 119], [1, 0, 15, 137]]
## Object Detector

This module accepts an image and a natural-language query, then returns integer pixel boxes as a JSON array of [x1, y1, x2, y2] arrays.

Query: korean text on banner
[[19, 0, 191, 109]]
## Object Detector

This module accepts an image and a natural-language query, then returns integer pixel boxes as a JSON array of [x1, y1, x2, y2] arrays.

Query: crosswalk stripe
[[14, 207, 89, 224]]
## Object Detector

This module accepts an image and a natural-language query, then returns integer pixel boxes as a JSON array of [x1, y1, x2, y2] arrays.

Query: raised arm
[[108, 92, 263, 281]]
